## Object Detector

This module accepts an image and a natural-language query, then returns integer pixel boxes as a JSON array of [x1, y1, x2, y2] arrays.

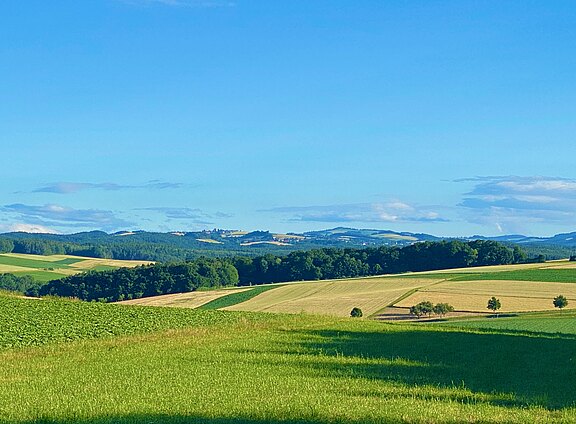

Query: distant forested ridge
[[1, 228, 574, 262], [39, 240, 535, 302]]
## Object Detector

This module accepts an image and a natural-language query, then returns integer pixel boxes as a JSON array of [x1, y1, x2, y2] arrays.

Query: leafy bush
[[553, 295, 568, 309], [350, 307, 363, 318]]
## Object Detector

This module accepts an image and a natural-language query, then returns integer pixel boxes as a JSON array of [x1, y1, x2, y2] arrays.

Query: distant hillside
[[0, 227, 574, 262]]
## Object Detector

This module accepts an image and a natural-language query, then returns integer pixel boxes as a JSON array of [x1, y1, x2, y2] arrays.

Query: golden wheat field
[[118, 287, 252, 308], [394, 279, 576, 312], [223, 277, 444, 317]]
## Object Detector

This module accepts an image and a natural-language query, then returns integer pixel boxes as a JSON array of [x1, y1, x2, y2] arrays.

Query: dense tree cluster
[[39, 258, 238, 302], [0, 273, 43, 295], [233, 240, 526, 286], [35, 240, 530, 302], [409, 301, 454, 318]]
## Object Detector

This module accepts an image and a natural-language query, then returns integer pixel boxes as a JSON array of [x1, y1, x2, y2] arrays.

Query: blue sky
[[1, 0, 576, 237]]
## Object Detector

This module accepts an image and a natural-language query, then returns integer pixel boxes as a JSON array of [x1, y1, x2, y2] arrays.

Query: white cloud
[[264, 201, 449, 224], [5, 223, 58, 234], [1, 203, 134, 232], [33, 181, 184, 194], [457, 176, 576, 233]]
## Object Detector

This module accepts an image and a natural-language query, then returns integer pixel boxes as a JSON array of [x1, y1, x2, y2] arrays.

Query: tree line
[[35, 240, 534, 302], [38, 258, 239, 301]]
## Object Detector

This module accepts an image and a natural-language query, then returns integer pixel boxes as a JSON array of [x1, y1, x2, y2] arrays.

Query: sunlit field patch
[[224, 277, 447, 316]]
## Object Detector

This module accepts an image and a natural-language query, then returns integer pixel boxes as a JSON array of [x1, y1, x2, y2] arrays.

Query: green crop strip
[[198, 285, 282, 310], [449, 269, 576, 283]]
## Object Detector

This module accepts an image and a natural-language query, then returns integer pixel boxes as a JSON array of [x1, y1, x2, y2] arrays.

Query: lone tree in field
[[433, 303, 454, 317], [487, 296, 501, 316], [553, 295, 568, 309], [350, 307, 363, 318]]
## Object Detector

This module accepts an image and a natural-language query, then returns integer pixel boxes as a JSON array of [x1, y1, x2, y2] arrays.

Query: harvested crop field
[[395, 279, 576, 312], [224, 277, 444, 317], [0, 253, 152, 282], [118, 287, 252, 308]]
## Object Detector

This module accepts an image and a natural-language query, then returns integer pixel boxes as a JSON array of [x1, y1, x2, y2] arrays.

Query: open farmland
[[120, 260, 576, 317], [239, 261, 576, 315], [118, 287, 253, 309], [395, 279, 576, 312], [223, 277, 444, 317], [1, 292, 576, 423], [0, 253, 151, 282]]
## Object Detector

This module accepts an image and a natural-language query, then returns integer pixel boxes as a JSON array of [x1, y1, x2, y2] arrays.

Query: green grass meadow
[[1, 294, 576, 423], [439, 310, 576, 336], [0, 255, 83, 270]]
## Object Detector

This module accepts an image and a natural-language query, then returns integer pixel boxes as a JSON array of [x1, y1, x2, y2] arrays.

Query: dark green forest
[[36, 240, 537, 302]]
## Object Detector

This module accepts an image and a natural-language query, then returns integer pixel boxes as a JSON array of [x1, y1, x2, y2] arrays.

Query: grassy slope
[[1, 294, 576, 423]]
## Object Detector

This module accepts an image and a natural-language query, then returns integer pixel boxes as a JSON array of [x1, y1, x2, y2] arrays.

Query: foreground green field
[[1, 294, 576, 423], [0, 253, 151, 282]]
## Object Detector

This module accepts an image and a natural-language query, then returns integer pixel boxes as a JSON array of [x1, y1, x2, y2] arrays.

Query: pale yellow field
[[395, 279, 576, 312], [2, 253, 72, 262], [67, 258, 152, 270], [118, 287, 251, 308], [0, 264, 33, 273], [0, 253, 152, 281], [196, 238, 224, 244], [223, 277, 444, 317], [546, 262, 576, 269], [412, 260, 569, 275], [240, 241, 290, 246]]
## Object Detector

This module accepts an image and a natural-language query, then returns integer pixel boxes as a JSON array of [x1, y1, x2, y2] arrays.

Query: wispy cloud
[[33, 180, 184, 194], [2, 204, 134, 231], [457, 176, 576, 233], [263, 202, 449, 224], [138, 207, 233, 225]]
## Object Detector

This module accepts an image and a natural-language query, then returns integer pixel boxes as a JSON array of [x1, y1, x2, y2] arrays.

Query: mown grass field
[[1, 293, 575, 423], [0, 253, 151, 282]]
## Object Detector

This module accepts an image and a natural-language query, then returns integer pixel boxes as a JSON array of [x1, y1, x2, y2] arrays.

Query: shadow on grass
[[13, 414, 403, 424], [283, 327, 576, 409]]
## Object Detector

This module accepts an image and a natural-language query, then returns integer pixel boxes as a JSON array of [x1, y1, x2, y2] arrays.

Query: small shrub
[[350, 307, 363, 318], [553, 295, 568, 309], [487, 296, 501, 316]]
